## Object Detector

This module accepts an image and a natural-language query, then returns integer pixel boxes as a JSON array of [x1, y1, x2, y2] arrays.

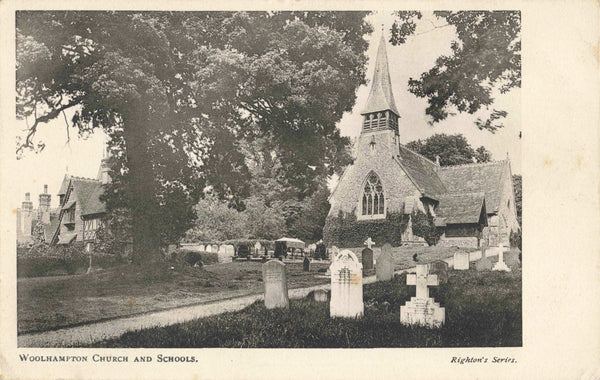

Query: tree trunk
[[122, 110, 162, 264]]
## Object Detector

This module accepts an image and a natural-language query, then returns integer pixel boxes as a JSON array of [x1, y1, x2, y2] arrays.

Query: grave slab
[[453, 251, 470, 270], [375, 244, 394, 281], [262, 260, 289, 309]]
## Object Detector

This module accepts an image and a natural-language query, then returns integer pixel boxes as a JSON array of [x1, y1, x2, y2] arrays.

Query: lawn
[[17, 260, 330, 334], [89, 268, 522, 348]]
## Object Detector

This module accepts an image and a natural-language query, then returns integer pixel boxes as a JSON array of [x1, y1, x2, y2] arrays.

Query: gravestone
[[303, 256, 310, 272], [313, 289, 328, 302], [375, 243, 394, 281], [262, 260, 289, 309], [492, 244, 511, 272], [453, 251, 470, 270], [254, 241, 262, 256], [205, 245, 212, 253], [362, 248, 374, 270], [198, 244, 205, 252], [428, 260, 449, 284], [330, 249, 363, 318], [400, 264, 445, 327], [364, 237, 375, 249]]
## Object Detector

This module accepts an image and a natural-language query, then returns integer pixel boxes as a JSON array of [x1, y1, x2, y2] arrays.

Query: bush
[[323, 210, 408, 248], [411, 210, 443, 246], [174, 249, 218, 267], [17, 243, 126, 278], [510, 229, 522, 251]]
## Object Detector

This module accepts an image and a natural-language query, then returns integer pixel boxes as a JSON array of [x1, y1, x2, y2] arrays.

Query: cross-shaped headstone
[[364, 237, 375, 249], [492, 244, 511, 272], [406, 264, 439, 299]]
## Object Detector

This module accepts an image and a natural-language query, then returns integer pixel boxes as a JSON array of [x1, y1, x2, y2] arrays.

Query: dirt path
[[18, 274, 378, 347], [19, 250, 493, 348]]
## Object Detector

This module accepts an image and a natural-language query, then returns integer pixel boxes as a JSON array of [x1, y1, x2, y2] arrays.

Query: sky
[[12, 11, 520, 210]]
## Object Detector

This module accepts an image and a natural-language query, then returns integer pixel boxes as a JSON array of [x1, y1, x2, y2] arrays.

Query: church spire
[[361, 33, 399, 116]]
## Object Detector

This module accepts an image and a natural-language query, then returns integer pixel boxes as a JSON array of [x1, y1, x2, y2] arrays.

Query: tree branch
[[16, 100, 80, 155]]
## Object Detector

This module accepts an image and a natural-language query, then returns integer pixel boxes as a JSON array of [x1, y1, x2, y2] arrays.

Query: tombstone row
[[262, 245, 445, 327]]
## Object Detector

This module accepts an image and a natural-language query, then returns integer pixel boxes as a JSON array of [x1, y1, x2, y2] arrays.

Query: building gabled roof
[[437, 160, 508, 213], [57, 174, 71, 196], [70, 177, 106, 216], [396, 145, 446, 199], [436, 192, 486, 225], [361, 34, 400, 116]]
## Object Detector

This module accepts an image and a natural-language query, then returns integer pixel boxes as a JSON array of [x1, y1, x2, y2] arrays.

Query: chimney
[[38, 184, 52, 224], [22, 193, 33, 213]]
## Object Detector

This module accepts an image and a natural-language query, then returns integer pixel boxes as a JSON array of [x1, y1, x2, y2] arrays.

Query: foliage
[[16, 11, 372, 262], [411, 210, 442, 246], [391, 11, 520, 131], [92, 269, 521, 348], [185, 194, 249, 242], [27, 220, 51, 256], [323, 210, 408, 248], [405, 133, 492, 166], [512, 174, 522, 226], [510, 230, 521, 251], [242, 196, 287, 240], [285, 186, 331, 243], [171, 249, 221, 268]]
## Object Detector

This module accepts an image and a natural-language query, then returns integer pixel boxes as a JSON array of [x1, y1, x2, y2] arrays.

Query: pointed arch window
[[361, 172, 385, 217]]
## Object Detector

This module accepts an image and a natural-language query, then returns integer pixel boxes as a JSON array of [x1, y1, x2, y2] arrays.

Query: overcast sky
[[12, 11, 520, 209]]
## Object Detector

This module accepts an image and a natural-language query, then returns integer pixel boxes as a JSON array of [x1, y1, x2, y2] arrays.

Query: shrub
[[411, 210, 442, 246], [323, 210, 408, 248], [173, 249, 218, 267], [510, 229, 522, 251]]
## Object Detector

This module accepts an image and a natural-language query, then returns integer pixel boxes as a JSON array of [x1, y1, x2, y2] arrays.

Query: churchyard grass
[[17, 261, 330, 334], [346, 245, 479, 270], [89, 268, 522, 348]]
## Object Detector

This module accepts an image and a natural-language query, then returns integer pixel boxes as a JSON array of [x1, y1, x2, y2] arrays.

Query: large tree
[[391, 11, 520, 132], [405, 133, 492, 166], [16, 11, 372, 262]]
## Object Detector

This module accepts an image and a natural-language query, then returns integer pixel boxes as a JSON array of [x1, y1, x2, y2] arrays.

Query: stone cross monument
[[400, 264, 445, 327]]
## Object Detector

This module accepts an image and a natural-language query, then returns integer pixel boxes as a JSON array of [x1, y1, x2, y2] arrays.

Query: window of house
[[361, 172, 385, 216]]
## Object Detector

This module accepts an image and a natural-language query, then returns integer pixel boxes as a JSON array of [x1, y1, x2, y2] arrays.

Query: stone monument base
[[400, 297, 445, 328], [492, 261, 511, 272]]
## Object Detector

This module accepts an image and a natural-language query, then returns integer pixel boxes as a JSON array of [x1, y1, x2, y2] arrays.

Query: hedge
[[323, 210, 408, 248], [17, 245, 125, 278]]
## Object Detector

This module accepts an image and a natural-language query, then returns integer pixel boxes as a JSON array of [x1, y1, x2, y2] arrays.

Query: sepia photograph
[[14, 9, 522, 349], [1, 2, 598, 379]]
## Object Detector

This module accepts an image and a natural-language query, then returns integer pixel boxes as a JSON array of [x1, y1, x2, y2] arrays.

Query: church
[[324, 35, 520, 248]]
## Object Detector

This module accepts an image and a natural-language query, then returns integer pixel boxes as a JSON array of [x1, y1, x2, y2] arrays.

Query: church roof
[[437, 160, 508, 213], [396, 145, 447, 199], [436, 192, 486, 224], [361, 34, 399, 116]]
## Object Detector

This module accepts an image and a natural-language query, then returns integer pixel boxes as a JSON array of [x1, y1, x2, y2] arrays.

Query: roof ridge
[[440, 159, 507, 169], [399, 144, 440, 167], [71, 176, 100, 182], [441, 191, 485, 196]]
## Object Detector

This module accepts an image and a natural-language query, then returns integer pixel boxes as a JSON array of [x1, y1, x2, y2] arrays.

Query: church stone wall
[[329, 129, 419, 219]]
